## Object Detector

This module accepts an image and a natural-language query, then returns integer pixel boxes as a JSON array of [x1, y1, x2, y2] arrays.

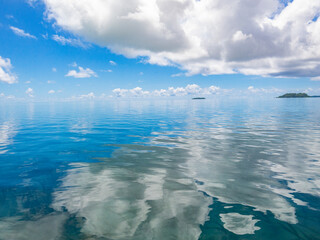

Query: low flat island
[[278, 93, 320, 98], [192, 97, 206, 100]]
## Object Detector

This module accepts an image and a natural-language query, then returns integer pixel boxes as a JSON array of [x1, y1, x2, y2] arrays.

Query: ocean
[[0, 98, 319, 239]]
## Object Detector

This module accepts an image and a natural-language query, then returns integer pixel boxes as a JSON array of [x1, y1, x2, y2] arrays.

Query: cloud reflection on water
[[52, 145, 212, 239], [0, 121, 16, 154], [0, 99, 319, 239], [0, 214, 67, 240]]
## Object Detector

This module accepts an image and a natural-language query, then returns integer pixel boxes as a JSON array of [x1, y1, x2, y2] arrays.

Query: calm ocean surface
[[0, 98, 320, 240]]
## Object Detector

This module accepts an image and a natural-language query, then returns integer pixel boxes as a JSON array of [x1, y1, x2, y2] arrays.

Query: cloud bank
[[43, 0, 320, 78], [0, 57, 17, 84], [112, 84, 221, 98]]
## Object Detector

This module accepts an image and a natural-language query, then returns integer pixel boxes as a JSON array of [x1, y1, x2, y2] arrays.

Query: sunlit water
[[0, 98, 320, 240]]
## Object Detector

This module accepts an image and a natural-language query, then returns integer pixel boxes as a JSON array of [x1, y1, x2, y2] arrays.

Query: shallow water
[[0, 98, 320, 240]]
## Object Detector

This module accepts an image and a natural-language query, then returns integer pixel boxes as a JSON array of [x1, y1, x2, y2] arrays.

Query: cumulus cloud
[[10, 26, 37, 39], [111, 84, 288, 98], [43, 0, 320, 79], [109, 60, 117, 66], [52, 35, 88, 48], [247, 86, 282, 94], [112, 88, 128, 98], [48, 90, 55, 94], [81, 92, 95, 99], [248, 86, 257, 92], [0, 56, 17, 84], [26, 88, 34, 97], [130, 87, 150, 97], [112, 87, 146, 98], [72, 92, 95, 100], [113, 84, 221, 98], [66, 66, 97, 78]]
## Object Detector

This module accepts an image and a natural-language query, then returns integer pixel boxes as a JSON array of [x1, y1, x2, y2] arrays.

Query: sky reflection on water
[[0, 98, 320, 239]]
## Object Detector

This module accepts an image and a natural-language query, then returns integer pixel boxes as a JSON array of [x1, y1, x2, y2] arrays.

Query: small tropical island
[[192, 97, 206, 100], [278, 93, 320, 98]]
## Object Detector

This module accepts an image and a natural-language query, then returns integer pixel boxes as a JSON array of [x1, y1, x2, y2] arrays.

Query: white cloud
[[48, 90, 55, 94], [112, 88, 128, 98], [68, 92, 96, 100], [113, 84, 221, 98], [248, 86, 282, 94], [311, 76, 320, 81], [77, 92, 95, 99], [111, 85, 288, 98], [153, 89, 168, 97], [52, 67, 57, 72], [167, 87, 187, 96], [248, 86, 256, 92], [185, 84, 201, 94], [10, 26, 37, 39], [43, 0, 320, 79], [109, 60, 117, 66], [171, 73, 184, 78], [47, 80, 55, 84], [0, 56, 17, 84], [52, 35, 88, 48], [130, 87, 150, 97], [26, 88, 34, 97], [66, 66, 97, 78], [232, 31, 252, 42], [203, 85, 221, 95]]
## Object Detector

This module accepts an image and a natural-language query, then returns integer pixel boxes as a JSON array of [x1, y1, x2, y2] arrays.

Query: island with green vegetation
[[278, 93, 310, 98], [277, 93, 320, 98]]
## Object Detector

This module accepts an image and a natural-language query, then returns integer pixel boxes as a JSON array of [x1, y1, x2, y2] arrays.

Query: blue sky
[[0, 0, 320, 100]]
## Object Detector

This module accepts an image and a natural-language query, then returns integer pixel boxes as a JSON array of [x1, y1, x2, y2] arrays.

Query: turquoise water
[[0, 98, 320, 240]]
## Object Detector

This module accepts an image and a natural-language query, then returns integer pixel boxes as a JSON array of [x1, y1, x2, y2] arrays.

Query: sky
[[0, 0, 320, 101]]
